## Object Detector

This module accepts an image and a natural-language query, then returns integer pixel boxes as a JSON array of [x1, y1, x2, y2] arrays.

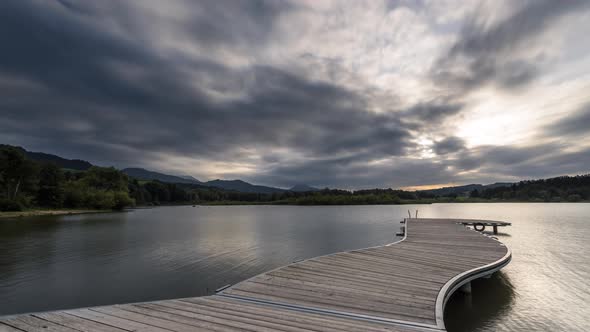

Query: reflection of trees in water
[[0, 215, 127, 283], [0, 214, 130, 315], [444, 271, 515, 332], [0, 217, 61, 278]]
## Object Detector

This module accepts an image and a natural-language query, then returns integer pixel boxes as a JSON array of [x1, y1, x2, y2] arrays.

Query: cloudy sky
[[2, 0, 590, 189]]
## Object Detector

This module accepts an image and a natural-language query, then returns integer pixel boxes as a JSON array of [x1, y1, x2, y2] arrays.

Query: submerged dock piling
[[460, 281, 472, 294]]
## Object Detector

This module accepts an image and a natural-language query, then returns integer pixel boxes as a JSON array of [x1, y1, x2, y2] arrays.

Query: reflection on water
[[445, 272, 515, 332], [1, 203, 590, 331]]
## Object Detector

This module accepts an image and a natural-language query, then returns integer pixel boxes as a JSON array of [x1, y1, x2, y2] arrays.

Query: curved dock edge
[[434, 236, 512, 329], [219, 293, 443, 331]]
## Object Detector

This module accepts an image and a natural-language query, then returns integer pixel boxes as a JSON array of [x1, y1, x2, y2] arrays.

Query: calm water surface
[[1, 204, 589, 331]]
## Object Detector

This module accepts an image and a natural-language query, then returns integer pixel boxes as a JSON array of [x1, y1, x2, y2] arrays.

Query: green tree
[[63, 182, 86, 208], [62, 166, 134, 210], [0, 146, 38, 203], [37, 163, 65, 207], [113, 191, 134, 209], [82, 167, 128, 191]]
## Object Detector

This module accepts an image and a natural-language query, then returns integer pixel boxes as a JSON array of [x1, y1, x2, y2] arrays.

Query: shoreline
[[198, 199, 590, 206], [3, 200, 588, 219], [0, 209, 116, 219]]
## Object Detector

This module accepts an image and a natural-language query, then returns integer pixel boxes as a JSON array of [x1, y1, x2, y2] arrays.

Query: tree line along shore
[[1, 145, 589, 217]]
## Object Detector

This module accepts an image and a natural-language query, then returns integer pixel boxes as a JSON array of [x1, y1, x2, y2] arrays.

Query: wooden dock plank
[[0, 323, 26, 332], [32, 312, 127, 332], [64, 308, 172, 332], [255, 273, 437, 304], [144, 298, 427, 332], [150, 300, 335, 332], [224, 289, 436, 324], [269, 267, 443, 293], [0, 316, 81, 332], [234, 280, 435, 314], [91, 306, 208, 332]]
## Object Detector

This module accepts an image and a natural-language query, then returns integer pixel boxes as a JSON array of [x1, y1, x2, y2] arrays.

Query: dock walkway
[[0, 218, 511, 332]]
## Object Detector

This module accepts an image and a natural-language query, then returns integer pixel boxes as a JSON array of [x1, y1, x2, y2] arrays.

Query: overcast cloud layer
[[1, 0, 590, 189]]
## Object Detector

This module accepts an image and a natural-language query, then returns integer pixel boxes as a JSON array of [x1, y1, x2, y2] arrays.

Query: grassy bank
[[0, 209, 111, 219]]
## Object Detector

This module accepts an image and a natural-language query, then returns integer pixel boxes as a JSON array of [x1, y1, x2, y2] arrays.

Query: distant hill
[[290, 184, 320, 192], [180, 175, 201, 182], [1, 144, 93, 171], [122, 168, 285, 193], [484, 182, 513, 189], [477, 175, 589, 201], [205, 179, 285, 194], [123, 168, 202, 184], [420, 182, 512, 196]]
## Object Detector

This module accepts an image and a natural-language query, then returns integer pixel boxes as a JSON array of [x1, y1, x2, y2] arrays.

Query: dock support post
[[493, 225, 498, 235], [396, 225, 406, 237], [460, 282, 472, 294]]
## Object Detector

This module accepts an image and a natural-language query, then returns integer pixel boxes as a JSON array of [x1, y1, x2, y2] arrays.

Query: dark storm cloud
[[545, 103, 590, 138], [183, 0, 292, 48], [477, 146, 590, 181], [185, 66, 415, 159], [450, 142, 589, 181], [248, 155, 456, 189], [433, 137, 465, 155], [0, 0, 421, 171], [0, 0, 290, 109], [432, 0, 590, 91], [0, 1, 207, 113], [461, 144, 557, 168], [404, 102, 463, 123]]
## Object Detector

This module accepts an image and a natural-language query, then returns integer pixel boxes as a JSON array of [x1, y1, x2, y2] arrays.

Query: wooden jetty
[[0, 218, 511, 332]]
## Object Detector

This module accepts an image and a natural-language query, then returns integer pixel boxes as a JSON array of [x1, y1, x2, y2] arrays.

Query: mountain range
[[289, 184, 320, 192], [205, 179, 286, 194], [418, 183, 513, 196], [120, 168, 285, 193], [122, 167, 202, 185], [0, 144, 92, 171], [5, 144, 514, 195]]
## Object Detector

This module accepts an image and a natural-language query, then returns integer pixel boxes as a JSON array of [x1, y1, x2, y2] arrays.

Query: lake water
[[1, 203, 589, 331]]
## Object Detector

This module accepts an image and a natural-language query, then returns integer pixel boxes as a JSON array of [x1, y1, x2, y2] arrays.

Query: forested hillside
[[476, 175, 590, 202], [0, 145, 133, 211]]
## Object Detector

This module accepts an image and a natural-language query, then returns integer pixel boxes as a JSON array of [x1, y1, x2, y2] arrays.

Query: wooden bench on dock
[[0, 218, 512, 332]]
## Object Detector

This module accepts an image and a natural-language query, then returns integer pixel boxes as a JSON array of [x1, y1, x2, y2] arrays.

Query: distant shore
[[0, 209, 114, 219], [199, 198, 590, 206], [4, 200, 588, 219]]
